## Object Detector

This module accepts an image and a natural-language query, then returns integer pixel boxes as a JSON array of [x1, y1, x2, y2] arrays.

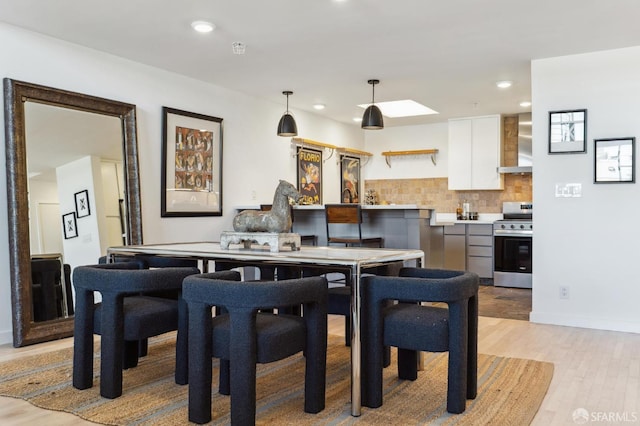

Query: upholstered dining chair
[[182, 273, 328, 425], [72, 263, 200, 399], [361, 267, 479, 414]]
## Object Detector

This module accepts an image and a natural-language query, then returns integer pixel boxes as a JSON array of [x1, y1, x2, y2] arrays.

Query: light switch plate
[[555, 183, 582, 197]]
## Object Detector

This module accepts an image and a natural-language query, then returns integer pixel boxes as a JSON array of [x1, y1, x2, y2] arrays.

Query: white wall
[[0, 23, 362, 344], [530, 46, 640, 332], [56, 156, 103, 272], [363, 122, 449, 180]]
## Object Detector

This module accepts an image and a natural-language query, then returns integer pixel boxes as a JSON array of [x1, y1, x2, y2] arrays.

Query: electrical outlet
[[559, 286, 570, 299], [251, 190, 257, 200]]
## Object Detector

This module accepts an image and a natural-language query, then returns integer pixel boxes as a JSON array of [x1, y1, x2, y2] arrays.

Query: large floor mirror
[[4, 79, 143, 347]]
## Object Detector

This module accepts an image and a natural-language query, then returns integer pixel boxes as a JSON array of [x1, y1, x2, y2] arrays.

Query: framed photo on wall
[[340, 155, 360, 203], [161, 107, 223, 217], [297, 147, 322, 205], [549, 109, 587, 154], [594, 137, 635, 183], [74, 189, 91, 218], [62, 212, 78, 239]]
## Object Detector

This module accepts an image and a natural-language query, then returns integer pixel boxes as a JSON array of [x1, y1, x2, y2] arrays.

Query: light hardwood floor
[[1, 315, 639, 425]]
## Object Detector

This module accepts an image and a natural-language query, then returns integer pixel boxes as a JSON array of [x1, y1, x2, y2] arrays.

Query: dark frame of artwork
[[62, 212, 78, 239], [549, 109, 587, 154], [594, 137, 635, 184], [297, 147, 322, 205], [74, 189, 91, 218], [340, 155, 360, 203], [161, 107, 223, 217]]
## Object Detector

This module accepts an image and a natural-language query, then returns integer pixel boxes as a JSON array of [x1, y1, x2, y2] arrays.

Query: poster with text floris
[[297, 147, 322, 205]]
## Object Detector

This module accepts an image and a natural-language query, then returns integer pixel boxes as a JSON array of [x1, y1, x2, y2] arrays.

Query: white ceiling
[[3, 0, 640, 127]]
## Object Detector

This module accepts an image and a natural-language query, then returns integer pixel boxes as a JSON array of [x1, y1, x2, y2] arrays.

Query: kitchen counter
[[235, 204, 441, 268], [434, 212, 502, 226]]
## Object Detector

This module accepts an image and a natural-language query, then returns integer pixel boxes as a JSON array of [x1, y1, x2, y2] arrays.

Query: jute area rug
[[0, 333, 553, 425]]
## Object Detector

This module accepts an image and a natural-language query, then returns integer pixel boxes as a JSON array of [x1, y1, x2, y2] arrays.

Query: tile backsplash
[[363, 116, 532, 214]]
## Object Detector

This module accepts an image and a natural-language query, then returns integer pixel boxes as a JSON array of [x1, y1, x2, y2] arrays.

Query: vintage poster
[[340, 155, 360, 203], [161, 107, 223, 217], [297, 147, 322, 205]]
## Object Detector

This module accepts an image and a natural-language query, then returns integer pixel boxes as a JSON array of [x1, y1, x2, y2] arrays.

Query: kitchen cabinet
[[466, 224, 493, 278], [443, 223, 494, 279], [443, 224, 466, 270], [448, 115, 504, 190]]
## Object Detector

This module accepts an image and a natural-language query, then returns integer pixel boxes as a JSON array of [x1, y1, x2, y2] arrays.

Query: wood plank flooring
[[2, 313, 639, 425]]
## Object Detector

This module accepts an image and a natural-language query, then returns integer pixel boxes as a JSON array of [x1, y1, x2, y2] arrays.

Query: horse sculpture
[[233, 180, 301, 233]]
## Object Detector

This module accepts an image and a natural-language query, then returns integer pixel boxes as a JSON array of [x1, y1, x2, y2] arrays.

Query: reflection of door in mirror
[[25, 102, 124, 322]]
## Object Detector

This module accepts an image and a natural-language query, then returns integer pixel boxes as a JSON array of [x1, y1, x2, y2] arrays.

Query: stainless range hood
[[499, 112, 532, 174]]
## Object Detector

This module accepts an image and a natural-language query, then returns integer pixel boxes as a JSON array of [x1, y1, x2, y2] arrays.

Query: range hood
[[499, 112, 532, 174]]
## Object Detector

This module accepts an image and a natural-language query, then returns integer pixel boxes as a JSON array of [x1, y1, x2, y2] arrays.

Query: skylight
[[357, 99, 438, 118]]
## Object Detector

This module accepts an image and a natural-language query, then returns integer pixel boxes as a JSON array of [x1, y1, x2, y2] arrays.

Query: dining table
[[106, 241, 424, 416]]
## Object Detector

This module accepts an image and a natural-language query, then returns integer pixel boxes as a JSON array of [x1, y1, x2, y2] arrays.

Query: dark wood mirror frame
[[3, 78, 143, 347]]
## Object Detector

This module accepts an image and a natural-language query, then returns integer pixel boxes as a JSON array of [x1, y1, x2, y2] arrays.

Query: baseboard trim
[[530, 311, 640, 334]]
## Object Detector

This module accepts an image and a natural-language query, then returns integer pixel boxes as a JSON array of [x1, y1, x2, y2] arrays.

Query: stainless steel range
[[493, 202, 532, 288]]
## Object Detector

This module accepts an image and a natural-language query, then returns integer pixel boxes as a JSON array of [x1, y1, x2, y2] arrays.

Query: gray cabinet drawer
[[468, 235, 493, 246], [467, 256, 493, 278], [467, 224, 493, 235], [468, 245, 492, 257]]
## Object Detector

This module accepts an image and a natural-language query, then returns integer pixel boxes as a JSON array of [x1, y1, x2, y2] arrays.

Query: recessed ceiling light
[[520, 101, 532, 107], [353, 117, 362, 122], [313, 104, 326, 110], [191, 21, 215, 33], [496, 80, 513, 89], [357, 99, 438, 118]]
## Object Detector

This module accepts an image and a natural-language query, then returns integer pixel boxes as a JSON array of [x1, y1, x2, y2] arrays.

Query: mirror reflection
[[25, 102, 125, 322], [4, 78, 142, 347]]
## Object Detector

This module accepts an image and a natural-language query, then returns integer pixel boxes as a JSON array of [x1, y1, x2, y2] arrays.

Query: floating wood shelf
[[291, 137, 337, 150], [336, 147, 373, 157], [291, 137, 338, 161], [380, 149, 439, 167]]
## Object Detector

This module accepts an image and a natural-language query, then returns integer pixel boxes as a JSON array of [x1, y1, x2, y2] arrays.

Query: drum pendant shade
[[277, 91, 298, 136]]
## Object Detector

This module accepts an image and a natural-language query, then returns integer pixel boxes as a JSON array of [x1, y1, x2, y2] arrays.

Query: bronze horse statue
[[233, 180, 301, 233]]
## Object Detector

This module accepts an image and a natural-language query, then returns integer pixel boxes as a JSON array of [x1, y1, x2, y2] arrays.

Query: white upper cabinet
[[448, 115, 503, 190]]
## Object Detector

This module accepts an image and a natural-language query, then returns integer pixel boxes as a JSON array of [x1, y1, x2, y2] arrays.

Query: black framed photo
[[594, 137, 635, 183], [549, 109, 587, 154], [62, 212, 78, 239], [74, 189, 91, 218], [340, 155, 360, 203], [161, 107, 223, 217], [297, 147, 322, 205]]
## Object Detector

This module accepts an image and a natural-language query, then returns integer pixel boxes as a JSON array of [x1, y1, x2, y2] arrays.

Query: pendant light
[[277, 90, 298, 137], [361, 79, 384, 130]]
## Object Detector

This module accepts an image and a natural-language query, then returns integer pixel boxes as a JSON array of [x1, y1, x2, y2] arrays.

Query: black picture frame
[[62, 212, 78, 239], [340, 155, 360, 203], [74, 189, 91, 218], [549, 109, 587, 154], [594, 137, 635, 184], [161, 107, 223, 217], [297, 147, 322, 205]]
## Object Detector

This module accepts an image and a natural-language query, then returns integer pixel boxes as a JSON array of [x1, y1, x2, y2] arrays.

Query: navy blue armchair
[[72, 263, 200, 398], [361, 267, 479, 414], [182, 273, 328, 425]]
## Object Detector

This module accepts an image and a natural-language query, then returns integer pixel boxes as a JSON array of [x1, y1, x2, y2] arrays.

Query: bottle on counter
[[462, 200, 470, 220], [456, 203, 463, 220]]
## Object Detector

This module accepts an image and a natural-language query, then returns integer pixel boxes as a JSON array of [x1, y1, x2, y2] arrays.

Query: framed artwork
[[161, 107, 223, 217], [594, 137, 635, 183], [340, 155, 360, 203], [74, 189, 91, 218], [62, 212, 78, 239], [297, 147, 322, 205], [549, 109, 587, 154]]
